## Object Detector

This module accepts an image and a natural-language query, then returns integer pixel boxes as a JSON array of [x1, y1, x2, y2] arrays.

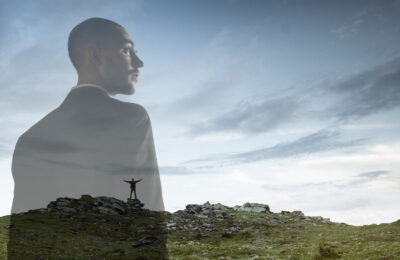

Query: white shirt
[[71, 83, 111, 96]]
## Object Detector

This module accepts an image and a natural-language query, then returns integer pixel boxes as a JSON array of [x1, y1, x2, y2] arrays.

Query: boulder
[[185, 204, 202, 214], [234, 203, 270, 213], [57, 206, 77, 214], [95, 206, 119, 215]]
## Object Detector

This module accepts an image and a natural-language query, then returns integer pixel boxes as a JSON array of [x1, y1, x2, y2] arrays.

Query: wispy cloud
[[228, 128, 365, 164], [159, 166, 196, 175], [261, 169, 390, 191], [188, 96, 300, 136], [325, 58, 400, 122], [184, 55, 400, 140], [331, 1, 400, 40], [355, 170, 389, 179], [186, 128, 366, 166], [331, 9, 368, 39]]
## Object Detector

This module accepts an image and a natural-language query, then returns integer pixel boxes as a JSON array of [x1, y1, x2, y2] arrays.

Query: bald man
[[11, 17, 165, 212], [8, 17, 168, 259]]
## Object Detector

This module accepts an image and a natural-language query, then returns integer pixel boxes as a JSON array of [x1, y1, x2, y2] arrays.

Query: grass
[[0, 206, 399, 259]]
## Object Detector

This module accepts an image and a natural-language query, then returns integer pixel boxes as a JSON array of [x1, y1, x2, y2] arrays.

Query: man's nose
[[132, 54, 144, 68]]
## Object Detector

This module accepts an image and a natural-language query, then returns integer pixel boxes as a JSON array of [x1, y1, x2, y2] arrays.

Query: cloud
[[159, 166, 196, 175], [261, 169, 390, 191], [187, 127, 366, 166], [21, 136, 78, 155], [229, 128, 365, 164], [347, 170, 390, 185], [331, 1, 400, 40], [331, 9, 367, 39], [325, 58, 400, 122], [150, 27, 268, 130], [357, 170, 389, 178], [181, 52, 400, 140], [188, 96, 300, 136]]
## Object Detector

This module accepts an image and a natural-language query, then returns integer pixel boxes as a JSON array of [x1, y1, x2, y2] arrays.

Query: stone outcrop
[[32, 194, 146, 217], [27, 196, 332, 234], [233, 202, 271, 213], [183, 201, 234, 219]]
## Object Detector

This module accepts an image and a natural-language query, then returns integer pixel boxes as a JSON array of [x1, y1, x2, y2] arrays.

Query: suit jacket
[[11, 86, 165, 213]]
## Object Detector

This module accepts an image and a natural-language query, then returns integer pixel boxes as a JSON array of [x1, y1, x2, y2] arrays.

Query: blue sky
[[1, 0, 400, 225]]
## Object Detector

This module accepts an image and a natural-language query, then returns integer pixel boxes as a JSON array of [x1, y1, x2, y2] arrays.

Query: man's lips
[[129, 70, 139, 77]]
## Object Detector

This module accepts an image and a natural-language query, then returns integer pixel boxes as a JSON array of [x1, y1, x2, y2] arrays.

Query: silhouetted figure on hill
[[124, 178, 142, 200]]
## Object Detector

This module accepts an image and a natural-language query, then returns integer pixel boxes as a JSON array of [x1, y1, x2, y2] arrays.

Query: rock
[[182, 201, 234, 220], [216, 213, 224, 219], [196, 214, 208, 219], [212, 203, 230, 211], [55, 197, 74, 206], [202, 223, 212, 228], [185, 204, 202, 214], [322, 218, 330, 224], [167, 222, 176, 230], [202, 209, 214, 216], [229, 226, 240, 232], [292, 211, 305, 217], [110, 203, 126, 214], [312, 216, 323, 221], [127, 198, 144, 209], [80, 194, 92, 200], [234, 203, 270, 213], [57, 207, 77, 214], [133, 235, 161, 247], [95, 206, 119, 215], [202, 201, 211, 209], [93, 199, 103, 207], [5, 224, 16, 230]]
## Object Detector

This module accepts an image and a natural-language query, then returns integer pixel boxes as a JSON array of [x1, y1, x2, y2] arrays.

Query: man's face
[[99, 26, 143, 95]]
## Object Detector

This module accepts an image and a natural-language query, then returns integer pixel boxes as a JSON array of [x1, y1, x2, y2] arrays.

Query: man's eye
[[123, 48, 130, 54]]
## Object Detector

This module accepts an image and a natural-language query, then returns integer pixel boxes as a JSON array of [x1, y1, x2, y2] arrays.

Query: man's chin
[[115, 84, 136, 95], [127, 84, 136, 94]]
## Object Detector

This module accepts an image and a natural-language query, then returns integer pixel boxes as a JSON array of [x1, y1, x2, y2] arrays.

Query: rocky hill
[[0, 195, 399, 259]]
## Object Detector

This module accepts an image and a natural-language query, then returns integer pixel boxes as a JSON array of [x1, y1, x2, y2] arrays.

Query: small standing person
[[123, 178, 142, 200]]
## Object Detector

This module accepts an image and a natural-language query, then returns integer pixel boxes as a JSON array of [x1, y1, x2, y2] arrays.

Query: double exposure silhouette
[[8, 18, 168, 259]]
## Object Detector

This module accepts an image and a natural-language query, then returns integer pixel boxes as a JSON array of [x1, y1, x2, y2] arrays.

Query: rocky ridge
[[24, 195, 332, 238], [29, 194, 146, 216], [167, 200, 332, 238], [4, 196, 400, 259]]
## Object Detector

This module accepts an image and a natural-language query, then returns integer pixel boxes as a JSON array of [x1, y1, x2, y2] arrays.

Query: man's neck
[[76, 73, 113, 96], [72, 83, 111, 96]]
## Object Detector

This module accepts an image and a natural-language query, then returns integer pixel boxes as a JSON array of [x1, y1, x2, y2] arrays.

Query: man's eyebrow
[[123, 39, 134, 46], [122, 40, 137, 52]]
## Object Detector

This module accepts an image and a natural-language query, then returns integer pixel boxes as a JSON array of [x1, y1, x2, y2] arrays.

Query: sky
[[1, 0, 400, 225]]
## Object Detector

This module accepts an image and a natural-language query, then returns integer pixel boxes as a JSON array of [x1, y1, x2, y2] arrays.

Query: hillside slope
[[0, 195, 399, 259]]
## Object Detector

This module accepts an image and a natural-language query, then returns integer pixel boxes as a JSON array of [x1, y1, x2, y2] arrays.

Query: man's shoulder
[[14, 107, 61, 145], [114, 99, 146, 111], [111, 99, 150, 119]]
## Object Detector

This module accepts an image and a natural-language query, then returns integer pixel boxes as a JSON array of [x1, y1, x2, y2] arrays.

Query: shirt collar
[[71, 83, 112, 96]]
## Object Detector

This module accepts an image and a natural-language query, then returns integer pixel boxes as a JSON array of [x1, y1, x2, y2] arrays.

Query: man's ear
[[87, 43, 103, 66]]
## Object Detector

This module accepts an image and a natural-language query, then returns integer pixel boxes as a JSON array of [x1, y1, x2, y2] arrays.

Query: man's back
[[11, 86, 165, 213]]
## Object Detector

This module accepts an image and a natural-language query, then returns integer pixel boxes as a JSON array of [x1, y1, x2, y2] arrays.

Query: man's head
[[68, 18, 143, 95]]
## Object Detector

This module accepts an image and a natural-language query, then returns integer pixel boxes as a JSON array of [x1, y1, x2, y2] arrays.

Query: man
[[123, 178, 143, 200], [8, 17, 168, 259], [11, 17, 165, 213]]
